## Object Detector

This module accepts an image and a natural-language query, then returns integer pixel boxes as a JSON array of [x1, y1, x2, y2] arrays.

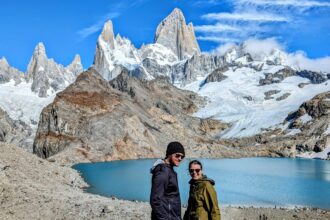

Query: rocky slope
[[0, 142, 150, 220], [33, 68, 233, 163], [0, 107, 32, 151], [32, 68, 315, 164]]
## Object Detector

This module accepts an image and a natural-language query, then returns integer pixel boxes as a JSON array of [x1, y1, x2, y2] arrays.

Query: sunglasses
[[189, 169, 201, 173], [174, 154, 185, 159]]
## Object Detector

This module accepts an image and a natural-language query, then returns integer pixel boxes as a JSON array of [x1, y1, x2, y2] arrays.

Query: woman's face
[[189, 163, 203, 180]]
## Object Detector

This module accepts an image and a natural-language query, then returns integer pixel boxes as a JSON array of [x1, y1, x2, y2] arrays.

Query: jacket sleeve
[[204, 183, 221, 220], [150, 166, 169, 219], [183, 196, 191, 220]]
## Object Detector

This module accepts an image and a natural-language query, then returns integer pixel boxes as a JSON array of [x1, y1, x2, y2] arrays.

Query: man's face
[[169, 153, 184, 167]]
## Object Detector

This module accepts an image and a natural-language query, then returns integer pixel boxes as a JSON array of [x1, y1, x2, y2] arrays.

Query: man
[[150, 141, 185, 220]]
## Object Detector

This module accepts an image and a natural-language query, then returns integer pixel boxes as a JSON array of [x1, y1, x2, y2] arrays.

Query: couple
[[150, 142, 221, 220]]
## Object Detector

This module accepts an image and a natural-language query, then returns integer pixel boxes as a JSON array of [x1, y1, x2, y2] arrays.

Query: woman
[[184, 160, 221, 220]]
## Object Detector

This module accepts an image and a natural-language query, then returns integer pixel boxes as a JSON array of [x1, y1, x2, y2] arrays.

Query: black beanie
[[166, 141, 185, 156]]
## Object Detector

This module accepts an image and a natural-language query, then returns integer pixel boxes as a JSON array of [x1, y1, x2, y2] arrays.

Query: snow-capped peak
[[223, 46, 240, 63], [264, 48, 288, 66], [93, 20, 141, 81]]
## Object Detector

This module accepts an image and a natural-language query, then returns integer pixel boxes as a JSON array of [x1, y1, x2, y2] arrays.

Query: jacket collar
[[189, 175, 215, 185]]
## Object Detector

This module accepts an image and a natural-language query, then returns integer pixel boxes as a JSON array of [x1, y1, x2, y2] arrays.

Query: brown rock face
[[154, 8, 200, 60], [33, 68, 230, 163]]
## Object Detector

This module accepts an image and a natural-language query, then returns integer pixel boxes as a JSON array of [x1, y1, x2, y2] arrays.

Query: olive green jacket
[[183, 176, 221, 220]]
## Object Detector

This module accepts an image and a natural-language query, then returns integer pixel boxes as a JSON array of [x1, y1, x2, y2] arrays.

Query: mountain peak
[[72, 54, 81, 64], [100, 20, 115, 49], [27, 42, 48, 76], [0, 56, 9, 68], [154, 8, 200, 60], [34, 42, 47, 57], [66, 54, 83, 77], [168, 8, 185, 21]]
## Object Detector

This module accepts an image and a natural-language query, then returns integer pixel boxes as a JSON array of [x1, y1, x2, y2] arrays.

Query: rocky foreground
[[1, 142, 330, 220]]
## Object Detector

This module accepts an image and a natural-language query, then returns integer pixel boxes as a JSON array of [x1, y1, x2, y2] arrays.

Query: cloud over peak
[[202, 12, 289, 22]]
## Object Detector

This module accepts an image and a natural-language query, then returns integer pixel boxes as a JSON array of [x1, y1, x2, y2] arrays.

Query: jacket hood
[[150, 159, 165, 173], [189, 175, 215, 185]]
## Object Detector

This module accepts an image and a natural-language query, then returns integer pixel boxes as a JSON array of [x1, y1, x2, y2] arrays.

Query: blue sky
[[0, 0, 329, 71]]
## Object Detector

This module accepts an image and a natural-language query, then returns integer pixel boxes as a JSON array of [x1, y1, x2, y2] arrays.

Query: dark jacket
[[150, 159, 181, 220], [183, 176, 221, 220]]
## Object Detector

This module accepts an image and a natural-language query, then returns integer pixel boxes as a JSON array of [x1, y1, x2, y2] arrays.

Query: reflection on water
[[73, 158, 330, 209]]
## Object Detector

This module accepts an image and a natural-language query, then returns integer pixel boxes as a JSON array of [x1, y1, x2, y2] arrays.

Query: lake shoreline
[[75, 157, 330, 210], [1, 142, 330, 220]]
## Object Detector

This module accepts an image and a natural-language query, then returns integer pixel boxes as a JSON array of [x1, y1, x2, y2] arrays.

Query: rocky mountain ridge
[[33, 68, 235, 163], [0, 57, 24, 84], [27, 42, 83, 97], [0, 42, 83, 97], [93, 8, 225, 86]]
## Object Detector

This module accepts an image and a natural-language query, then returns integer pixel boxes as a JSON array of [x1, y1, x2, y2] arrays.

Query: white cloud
[[287, 52, 330, 73], [202, 12, 289, 22], [195, 23, 240, 33], [197, 36, 240, 43], [213, 42, 238, 55], [77, 12, 120, 40], [241, 38, 284, 60], [242, 38, 330, 72], [212, 38, 330, 73], [236, 0, 330, 8]]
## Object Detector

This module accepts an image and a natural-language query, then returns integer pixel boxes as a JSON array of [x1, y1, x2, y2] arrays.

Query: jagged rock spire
[[100, 20, 115, 49], [27, 42, 48, 78], [154, 8, 200, 60], [0, 56, 24, 84], [93, 20, 141, 81], [66, 54, 83, 76], [72, 54, 81, 64]]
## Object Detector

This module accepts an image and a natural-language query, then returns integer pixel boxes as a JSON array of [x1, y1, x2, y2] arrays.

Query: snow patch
[[0, 80, 56, 129], [285, 129, 301, 136], [298, 145, 330, 160], [299, 114, 313, 124], [324, 125, 330, 135]]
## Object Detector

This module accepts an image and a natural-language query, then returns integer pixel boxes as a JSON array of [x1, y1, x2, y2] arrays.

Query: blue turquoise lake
[[73, 158, 330, 209]]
